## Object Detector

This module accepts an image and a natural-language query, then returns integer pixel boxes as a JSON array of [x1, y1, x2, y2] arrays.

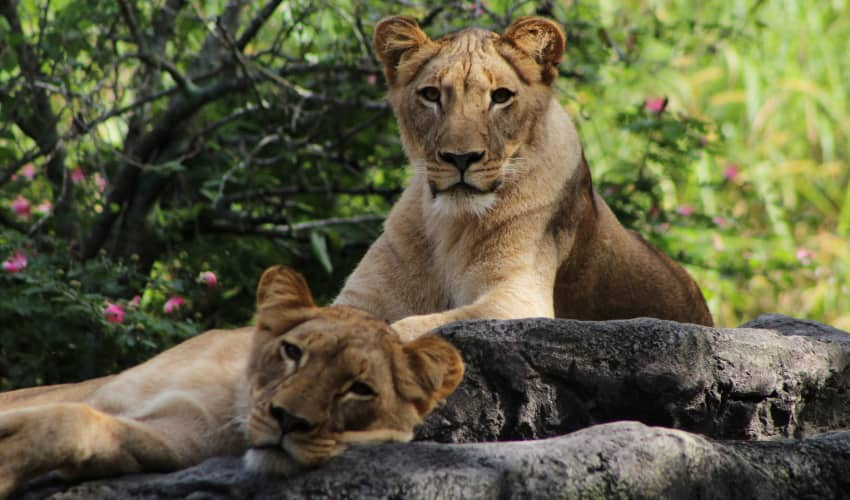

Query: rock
[[418, 316, 850, 442], [13, 315, 850, 499], [740, 313, 850, 342], [16, 422, 850, 499]]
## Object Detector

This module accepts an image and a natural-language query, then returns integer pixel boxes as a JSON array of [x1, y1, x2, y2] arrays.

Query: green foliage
[[0, 230, 196, 390], [572, 0, 850, 327], [1, 0, 848, 389]]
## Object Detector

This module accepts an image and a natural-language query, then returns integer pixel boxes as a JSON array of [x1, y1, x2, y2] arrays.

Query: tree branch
[[203, 214, 384, 238], [0, 0, 71, 231], [217, 185, 402, 205], [235, 0, 285, 51], [118, 0, 193, 92], [80, 76, 253, 259]]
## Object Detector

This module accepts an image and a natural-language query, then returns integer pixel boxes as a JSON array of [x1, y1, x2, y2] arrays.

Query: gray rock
[[741, 313, 850, 342], [13, 315, 850, 499], [16, 422, 850, 499], [418, 316, 850, 442]]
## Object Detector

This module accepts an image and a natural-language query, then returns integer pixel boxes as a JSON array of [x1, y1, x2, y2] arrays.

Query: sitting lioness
[[334, 16, 713, 340], [0, 266, 463, 498]]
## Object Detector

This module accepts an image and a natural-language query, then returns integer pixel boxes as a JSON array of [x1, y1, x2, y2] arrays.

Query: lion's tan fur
[[0, 267, 463, 498], [334, 17, 712, 341]]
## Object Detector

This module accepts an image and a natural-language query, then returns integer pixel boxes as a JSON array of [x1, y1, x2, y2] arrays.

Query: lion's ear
[[396, 335, 465, 417], [256, 266, 315, 310], [374, 16, 433, 85], [502, 17, 565, 83]]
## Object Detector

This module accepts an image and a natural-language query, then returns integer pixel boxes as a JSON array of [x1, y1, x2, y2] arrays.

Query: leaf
[[309, 231, 333, 274], [0, 48, 17, 72]]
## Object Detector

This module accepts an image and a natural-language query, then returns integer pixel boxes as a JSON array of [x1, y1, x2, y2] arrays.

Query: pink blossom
[[34, 200, 52, 214], [103, 302, 125, 324], [2, 251, 27, 273], [366, 74, 377, 85], [644, 97, 668, 114], [470, 0, 484, 17], [163, 296, 186, 314], [712, 216, 730, 228], [699, 135, 708, 147], [129, 295, 141, 308], [723, 163, 740, 181], [649, 205, 660, 218], [19, 163, 36, 180], [70, 166, 86, 183], [94, 173, 107, 192], [676, 205, 695, 217], [796, 248, 814, 266], [10, 196, 31, 219], [197, 271, 218, 288]]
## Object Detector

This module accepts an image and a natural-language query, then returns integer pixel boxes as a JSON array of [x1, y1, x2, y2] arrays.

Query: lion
[[333, 16, 713, 341], [0, 266, 464, 498]]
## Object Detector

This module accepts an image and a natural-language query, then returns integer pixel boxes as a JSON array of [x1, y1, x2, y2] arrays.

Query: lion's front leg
[[391, 278, 556, 342], [0, 402, 185, 498]]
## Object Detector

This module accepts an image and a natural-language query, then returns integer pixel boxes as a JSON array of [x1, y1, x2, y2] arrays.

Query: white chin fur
[[243, 448, 303, 476], [431, 192, 496, 218]]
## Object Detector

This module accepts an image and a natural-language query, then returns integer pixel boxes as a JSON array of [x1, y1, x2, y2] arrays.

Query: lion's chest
[[430, 230, 506, 308]]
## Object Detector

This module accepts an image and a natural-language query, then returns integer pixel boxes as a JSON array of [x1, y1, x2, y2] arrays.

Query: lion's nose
[[439, 151, 485, 173], [269, 404, 314, 434]]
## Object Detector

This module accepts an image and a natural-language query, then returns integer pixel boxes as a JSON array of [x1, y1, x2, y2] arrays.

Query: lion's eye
[[281, 342, 302, 363], [347, 381, 376, 397], [418, 86, 441, 103], [491, 88, 515, 104]]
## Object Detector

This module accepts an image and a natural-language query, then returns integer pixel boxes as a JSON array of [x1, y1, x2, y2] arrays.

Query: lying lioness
[[335, 16, 713, 340], [0, 267, 464, 498]]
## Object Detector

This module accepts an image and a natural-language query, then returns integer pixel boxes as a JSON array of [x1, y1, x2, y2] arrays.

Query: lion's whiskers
[[502, 157, 529, 178], [410, 158, 429, 175]]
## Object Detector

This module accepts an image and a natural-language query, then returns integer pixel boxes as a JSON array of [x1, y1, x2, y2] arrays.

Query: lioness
[[334, 16, 713, 340], [0, 267, 463, 498]]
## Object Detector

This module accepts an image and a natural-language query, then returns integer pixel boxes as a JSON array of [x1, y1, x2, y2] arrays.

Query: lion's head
[[374, 16, 566, 217], [243, 266, 464, 475]]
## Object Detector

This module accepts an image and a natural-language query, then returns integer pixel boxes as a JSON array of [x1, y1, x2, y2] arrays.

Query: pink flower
[[649, 205, 660, 218], [699, 135, 708, 147], [469, 0, 485, 17], [644, 97, 668, 114], [10, 196, 31, 219], [70, 166, 86, 184], [129, 295, 141, 308], [94, 173, 107, 192], [103, 302, 125, 324], [197, 271, 218, 288], [34, 200, 52, 214], [163, 296, 186, 314], [712, 216, 730, 228], [796, 248, 814, 266], [2, 251, 27, 273], [366, 74, 377, 85], [723, 163, 740, 181], [19, 163, 36, 180], [676, 205, 695, 217]]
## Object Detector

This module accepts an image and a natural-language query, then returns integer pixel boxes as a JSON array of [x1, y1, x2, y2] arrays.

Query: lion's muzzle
[[438, 150, 485, 173], [269, 404, 314, 435]]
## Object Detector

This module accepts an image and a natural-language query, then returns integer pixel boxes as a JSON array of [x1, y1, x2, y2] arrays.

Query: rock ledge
[[15, 315, 850, 499]]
